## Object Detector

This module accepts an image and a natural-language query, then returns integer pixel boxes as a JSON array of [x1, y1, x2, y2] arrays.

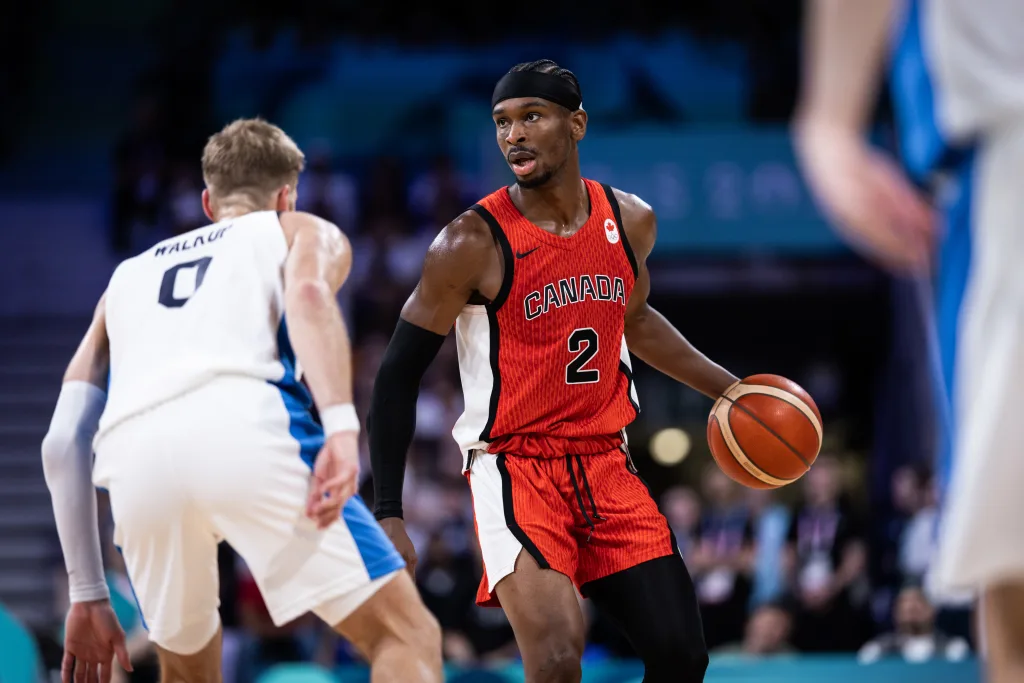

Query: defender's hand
[[795, 121, 936, 274], [380, 517, 419, 577], [307, 431, 360, 529], [62, 600, 133, 683]]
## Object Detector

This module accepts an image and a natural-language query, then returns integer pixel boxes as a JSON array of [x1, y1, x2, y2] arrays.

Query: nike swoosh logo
[[516, 247, 541, 259]]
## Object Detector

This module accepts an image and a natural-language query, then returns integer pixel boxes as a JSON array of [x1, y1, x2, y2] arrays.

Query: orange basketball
[[706, 374, 823, 489]]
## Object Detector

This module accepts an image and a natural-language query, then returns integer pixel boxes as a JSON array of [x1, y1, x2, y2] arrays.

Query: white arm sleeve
[[41, 381, 109, 603]]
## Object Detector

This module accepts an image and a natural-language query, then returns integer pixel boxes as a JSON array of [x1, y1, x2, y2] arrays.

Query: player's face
[[493, 97, 575, 189]]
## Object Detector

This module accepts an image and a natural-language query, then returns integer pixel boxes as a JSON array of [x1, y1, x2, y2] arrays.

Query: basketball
[[707, 374, 823, 489]]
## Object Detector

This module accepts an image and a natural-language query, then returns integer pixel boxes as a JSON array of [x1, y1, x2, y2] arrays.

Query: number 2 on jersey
[[158, 257, 213, 308], [566, 327, 600, 384]]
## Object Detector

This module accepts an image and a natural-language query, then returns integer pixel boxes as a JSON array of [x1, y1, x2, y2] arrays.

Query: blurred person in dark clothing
[[361, 155, 409, 225], [408, 153, 478, 229], [236, 563, 311, 678], [746, 488, 790, 608], [418, 530, 517, 664], [661, 486, 701, 559], [166, 161, 208, 236], [874, 465, 926, 597], [897, 471, 975, 646], [217, 543, 242, 683], [418, 533, 477, 633], [713, 601, 796, 658], [687, 466, 755, 649], [783, 455, 870, 651], [858, 584, 969, 664], [297, 144, 358, 233], [899, 468, 939, 584], [455, 539, 519, 664], [349, 214, 421, 334], [111, 96, 167, 253]]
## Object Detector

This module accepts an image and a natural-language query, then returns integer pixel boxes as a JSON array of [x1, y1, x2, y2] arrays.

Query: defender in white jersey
[[794, 1, 1024, 681], [41, 119, 441, 683]]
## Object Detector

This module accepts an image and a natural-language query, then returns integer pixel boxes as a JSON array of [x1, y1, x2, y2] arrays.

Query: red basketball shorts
[[466, 447, 676, 607]]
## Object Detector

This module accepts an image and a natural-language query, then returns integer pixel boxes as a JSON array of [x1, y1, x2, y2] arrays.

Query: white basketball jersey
[[98, 211, 293, 438], [920, 0, 1024, 140]]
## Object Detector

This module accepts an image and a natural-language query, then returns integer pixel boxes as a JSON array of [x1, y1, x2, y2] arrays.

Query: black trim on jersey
[[619, 360, 641, 418], [497, 454, 550, 570], [600, 183, 638, 280], [481, 307, 502, 442], [470, 204, 514, 310], [471, 204, 514, 442]]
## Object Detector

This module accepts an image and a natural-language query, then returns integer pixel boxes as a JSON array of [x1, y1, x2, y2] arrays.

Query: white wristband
[[320, 403, 360, 436]]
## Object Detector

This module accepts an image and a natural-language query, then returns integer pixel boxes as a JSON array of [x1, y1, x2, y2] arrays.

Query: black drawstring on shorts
[[565, 454, 605, 542]]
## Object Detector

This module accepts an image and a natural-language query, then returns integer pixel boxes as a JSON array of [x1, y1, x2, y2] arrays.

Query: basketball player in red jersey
[[368, 60, 738, 683]]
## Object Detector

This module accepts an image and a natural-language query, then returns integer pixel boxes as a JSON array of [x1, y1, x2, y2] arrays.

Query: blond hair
[[201, 118, 305, 208]]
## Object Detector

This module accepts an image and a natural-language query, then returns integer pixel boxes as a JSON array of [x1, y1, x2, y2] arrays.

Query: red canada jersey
[[452, 179, 640, 463]]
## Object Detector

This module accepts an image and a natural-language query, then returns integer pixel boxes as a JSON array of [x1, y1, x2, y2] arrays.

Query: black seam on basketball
[[496, 454, 550, 569], [719, 382, 819, 429], [736, 391, 820, 439], [725, 398, 812, 471], [723, 406, 798, 482]]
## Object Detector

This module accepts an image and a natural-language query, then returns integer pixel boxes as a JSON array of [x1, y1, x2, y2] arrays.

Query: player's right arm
[[368, 210, 496, 573], [43, 294, 133, 681], [279, 211, 359, 529], [794, 0, 934, 272]]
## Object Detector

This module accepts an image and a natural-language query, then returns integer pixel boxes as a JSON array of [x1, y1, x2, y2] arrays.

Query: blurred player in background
[[369, 60, 740, 683], [794, 1, 1024, 681], [41, 119, 441, 683]]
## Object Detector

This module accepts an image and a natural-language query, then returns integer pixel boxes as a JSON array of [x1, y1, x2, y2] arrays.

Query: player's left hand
[[307, 431, 360, 529], [62, 599, 133, 683]]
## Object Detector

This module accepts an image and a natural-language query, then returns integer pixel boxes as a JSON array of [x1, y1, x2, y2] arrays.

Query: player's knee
[[155, 623, 223, 683], [640, 630, 709, 682], [403, 604, 442, 662], [359, 585, 441, 666], [525, 638, 583, 683]]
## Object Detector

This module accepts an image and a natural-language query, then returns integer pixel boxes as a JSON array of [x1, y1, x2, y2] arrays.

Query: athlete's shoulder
[[428, 208, 496, 262], [277, 210, 345, 249], [604, 186, 653, 223]]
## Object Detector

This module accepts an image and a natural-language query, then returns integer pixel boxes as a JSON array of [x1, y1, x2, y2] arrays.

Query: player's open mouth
[[511, 159, 537, 175], [508, 150, 537, 175]]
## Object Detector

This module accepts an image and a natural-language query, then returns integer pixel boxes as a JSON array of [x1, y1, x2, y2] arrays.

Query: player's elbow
[[40, 428, 76, 482], [285, 278, 334, 312], [623, 312, 651, 346]]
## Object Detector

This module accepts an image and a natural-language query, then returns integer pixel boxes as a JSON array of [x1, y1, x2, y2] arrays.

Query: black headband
[[491, 71, 582, 112]]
